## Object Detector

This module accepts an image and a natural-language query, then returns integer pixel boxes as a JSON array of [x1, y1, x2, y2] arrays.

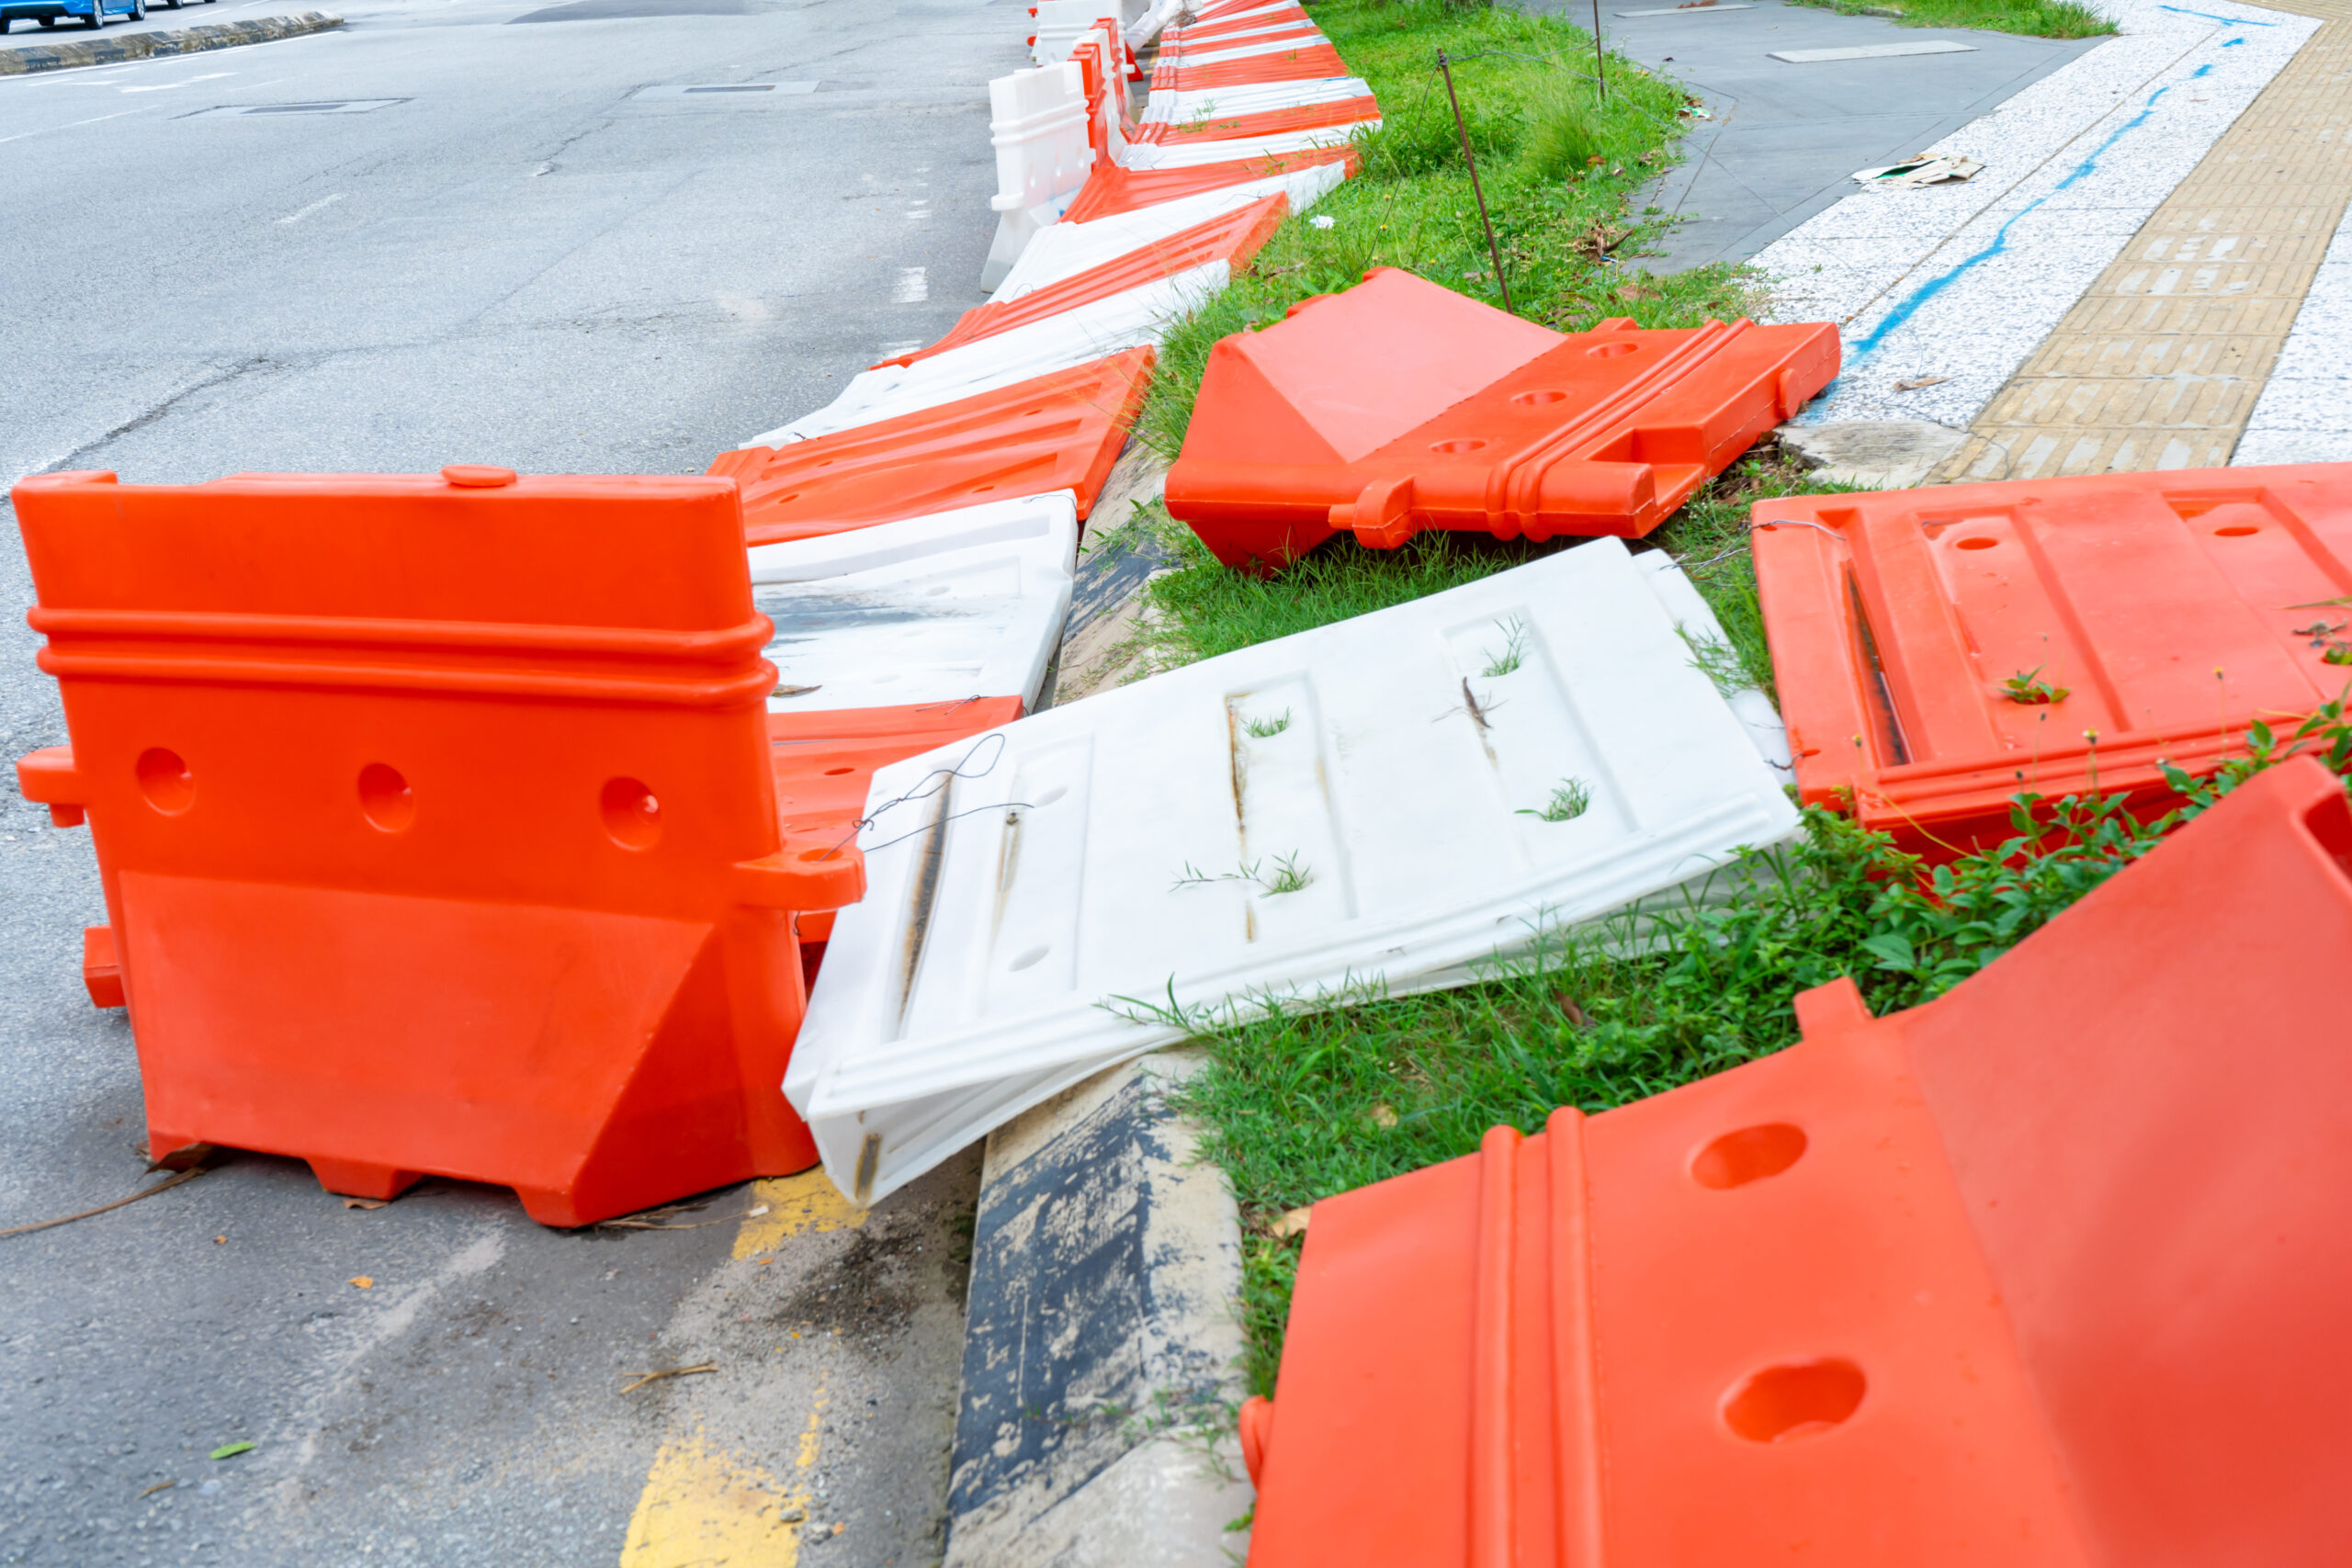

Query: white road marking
[[277, 192, 344, 224], [0, 107, 145, 145], [893, 266, 928, 303], [1769, 39, 1977, 62]]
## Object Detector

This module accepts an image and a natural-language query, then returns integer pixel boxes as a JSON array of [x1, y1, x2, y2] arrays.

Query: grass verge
[[1133, 0, 1750, 460], [1783, 0, 2116, 38]]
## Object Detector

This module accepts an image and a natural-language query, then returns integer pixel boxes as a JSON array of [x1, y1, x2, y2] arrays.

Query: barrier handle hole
[[2213, 525, 2259, 537], [1722, 1359, 1866, 1443], [601, 777, 662, 850], [357, 762, 415, 832], [1690, 1122, 1807, 1189], [136, 748, 195, 815], [1955, 536, 1998, 551]]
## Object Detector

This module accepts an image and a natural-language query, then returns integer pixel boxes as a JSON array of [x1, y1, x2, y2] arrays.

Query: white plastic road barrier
[[983, 62, 1096, 291], [1160, 18, 1321, 46], [989, 185, 1290, 300], [748, 494, 1078, 714], [785, 538, 1803, 1203], [1158, 35, 1332, 67], [747, 266, 1224, 444], [1119, 123, 1368, 170], [1031, 0, 1111, 66], [1144, 76, 1372, 123]]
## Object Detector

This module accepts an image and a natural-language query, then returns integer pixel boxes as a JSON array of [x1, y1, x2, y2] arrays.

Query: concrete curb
[[944, 1049, 1254, 1568], [0, 9, 341, 75]]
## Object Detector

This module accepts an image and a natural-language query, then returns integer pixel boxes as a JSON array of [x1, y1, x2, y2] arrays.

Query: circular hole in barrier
[[823, 766, 855, 776], [1690, 1122, 1807, 1190], [136, 748, 195, 815], [1588, 342, 1637, 359], [1034, 784, 1068, 807], [798, 846, 835, 863], [1723, 1359, 1866, 1443], [1955, 536, 1998, 551], [1430, 437, 1489, 455], [2214, 525, 2259, 537], [1510, 389, 1570, 407], [357, 762, 415, 832], [600, 777, 662, 850], [1009, 945, 1049, 972]]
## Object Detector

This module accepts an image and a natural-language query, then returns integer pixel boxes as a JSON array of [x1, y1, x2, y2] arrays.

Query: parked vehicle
[[0, 0, 209, 31]]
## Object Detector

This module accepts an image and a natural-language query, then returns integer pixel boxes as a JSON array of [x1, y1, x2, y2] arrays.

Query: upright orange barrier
[[711, 348, 1154, 546], [1060, 145, 1359, 222], [1166, 267, 1838, 570], [1753, 466, 2352, 855], [11, 467, 874, 1227], [873, 197, 1285, 368], [1246, 756, 2352, 1567]]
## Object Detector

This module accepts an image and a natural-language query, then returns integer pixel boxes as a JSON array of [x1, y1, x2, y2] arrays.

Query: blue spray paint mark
[[1851, 69, 2204, 357], [2158, 4, 2275, 21], [2222, 34, 2246, 44]]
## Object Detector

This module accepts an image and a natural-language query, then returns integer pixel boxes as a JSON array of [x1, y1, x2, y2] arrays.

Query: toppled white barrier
[[748, 493, 1078, 714], [1119, 123, 1368, 170], [786, 538, 1803, 1202], [989, 186, 1288, 301], [983, 62, 1095, 291], [1143, 75, 1372, 123]]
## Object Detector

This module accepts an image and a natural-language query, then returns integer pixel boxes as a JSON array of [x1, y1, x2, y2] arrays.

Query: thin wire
[[812, 733, 1014, 861]]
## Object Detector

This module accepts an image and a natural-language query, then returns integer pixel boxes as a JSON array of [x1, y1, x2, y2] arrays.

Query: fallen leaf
[[831, 1523, 846, 1537], [213, 1235, 227, 1246], [342, 1198, 387, 1211], [209, 1442, 254, 1461], [1893, 376, 1951, 392], [1268, 1205, 1313, 1239], [1369, 1104, 1399, 1128], [348, 1276, 375, 1290]]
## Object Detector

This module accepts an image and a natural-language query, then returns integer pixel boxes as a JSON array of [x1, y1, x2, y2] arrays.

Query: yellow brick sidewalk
[[1936, 2, 2352, 481]]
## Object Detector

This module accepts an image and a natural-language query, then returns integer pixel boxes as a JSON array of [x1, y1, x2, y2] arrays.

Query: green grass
[[1176, 705, 2352, 1396], [1783, 0, 2115, 38], [1134, 0, 1753, 460]]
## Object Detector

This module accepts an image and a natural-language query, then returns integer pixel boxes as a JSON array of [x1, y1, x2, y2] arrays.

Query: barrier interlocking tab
[[1246, 755, 2352, 1567], [1165, 266, 1839, 571], [11, 467, 870, 1228], [715, 349, 1154, 543], [1753, 465, 2352, 856], [1061, 143, 1356, 222], [875, 196, 1284, 367]]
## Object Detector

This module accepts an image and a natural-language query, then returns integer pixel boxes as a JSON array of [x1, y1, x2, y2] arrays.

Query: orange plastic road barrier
[[1246, 754, 2352, 1568], [1130, 96, 1379, 145], [11, 466, 876, 1229], [873, 197, 1285, 368], [710, 348, 1154, 546], [1753, 465, 2352, 856], [1152, 45, 1348, 92], [766, 698, 1023, 977], [1166, 266, 1838, 570], [1060, 144, 1359, 222]]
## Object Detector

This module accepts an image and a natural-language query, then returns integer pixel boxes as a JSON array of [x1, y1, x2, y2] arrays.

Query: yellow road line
[[734, 1168, 865, 1260], [619, 1429, 809, 1568]]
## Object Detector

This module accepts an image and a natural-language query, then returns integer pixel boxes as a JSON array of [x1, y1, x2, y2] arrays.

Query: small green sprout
[[1261, 852, 1314, 897], [1518, 778, 1592, 823], [2003, 665, 2070, 705], [1481, 617, 1529, 678], [1245, 710, 1292, 739]]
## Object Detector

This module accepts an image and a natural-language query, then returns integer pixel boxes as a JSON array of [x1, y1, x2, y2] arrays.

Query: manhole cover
[[195, 100, 409, 117]]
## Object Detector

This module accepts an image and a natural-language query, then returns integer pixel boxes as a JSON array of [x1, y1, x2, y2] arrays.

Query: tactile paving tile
[[1938, 6, 2352, 482]]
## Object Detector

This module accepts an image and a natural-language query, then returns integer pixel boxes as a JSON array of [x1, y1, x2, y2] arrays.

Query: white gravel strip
[[1751, 0, 2317, 435], [2235, 203, 2352, 465]]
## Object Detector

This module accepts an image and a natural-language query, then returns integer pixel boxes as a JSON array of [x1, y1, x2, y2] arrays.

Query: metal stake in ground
[[1590, 0, 1610, 98], [1436, 50, 1513, 316]]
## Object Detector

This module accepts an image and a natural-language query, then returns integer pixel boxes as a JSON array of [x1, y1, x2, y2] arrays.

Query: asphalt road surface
[[0, 2, 1014, 1562]]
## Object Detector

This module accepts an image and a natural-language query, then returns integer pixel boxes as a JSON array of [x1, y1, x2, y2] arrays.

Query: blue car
[[0, 0, 212, 30]]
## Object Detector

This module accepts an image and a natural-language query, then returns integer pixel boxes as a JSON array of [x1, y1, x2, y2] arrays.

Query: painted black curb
[[944, 1052, 1254, 1568], [0, 9, 341, 75]]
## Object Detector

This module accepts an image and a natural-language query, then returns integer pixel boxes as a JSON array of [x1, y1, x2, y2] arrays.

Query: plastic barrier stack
[[1242, 755, 2352, 1567], [1753, 465, 2352, 856]]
